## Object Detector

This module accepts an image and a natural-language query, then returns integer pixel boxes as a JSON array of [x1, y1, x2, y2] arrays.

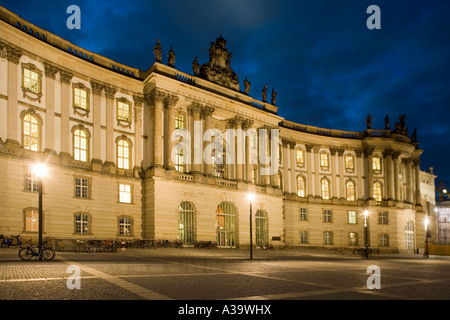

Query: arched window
[[73, 128, 89, 162], [373, 181, 383, 202], [216, 202, 237, 247], [346, 180, 356, 201], [22, 113, 40, 151], [178, 202, 195, 245], [117, 137, 132, 170], [255, 210, 268, 248], [297, 175, 306, 198], [321, 177, 330, 200]]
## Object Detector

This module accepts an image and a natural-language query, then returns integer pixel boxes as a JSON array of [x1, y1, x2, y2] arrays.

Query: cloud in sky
[[2, 0, 450, 184]]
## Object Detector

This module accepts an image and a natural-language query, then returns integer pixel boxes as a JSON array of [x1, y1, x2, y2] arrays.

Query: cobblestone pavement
[[1, 246, 450, 302]]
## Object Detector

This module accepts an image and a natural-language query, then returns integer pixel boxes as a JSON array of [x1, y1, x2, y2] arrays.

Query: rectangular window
[[300, 208, 307, 221], [25, 168, 39, 192], [379, 234, 390, 247], [119, 183, 132, 203], [74, 87, 88, 110], [349, 232, 358, 246], [378, 212, 389, 225], [24, 208, 39, 232], [323, 209, 332, 223], [23, 68, 40, 94], [320, 153, 329, 169], [175, 113, 185, 129], [324, 231, 333, 245], [75, 178, 89, 199], [345, 155, 354, 172], [119, 216, 132, 236], [117, 101, 131, 122], [296, 149, 304, 167], [300, 231, 308, 244], [348, 210, 357, 224], [75, 214, 89, 234], [373, 157, 382, 172]]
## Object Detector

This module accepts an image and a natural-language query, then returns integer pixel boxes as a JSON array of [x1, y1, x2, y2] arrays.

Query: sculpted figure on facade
[[167, 46, 176, 67], [153, 39, 162, 63], [199, 35, 240, 91], [262, 85, 268, 102], [244, 77, 251, 94], [271, 88, 277, 105], [393, 113, 408, 135], [385, 114, 390, 130], [366, 113, 372, 129], [192, 57, 200, 76]]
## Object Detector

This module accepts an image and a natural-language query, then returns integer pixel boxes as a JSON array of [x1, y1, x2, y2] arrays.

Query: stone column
[[289, 141, 297, 195], [44, 62, 59, 152], [187, 102, 203, 174], [413, 158, 422, 206], [365, 147, 374, 199], [383, 148, 394, 200], [337, 149, 345, 199], [355, 149, 363, 200], [5, 45, 22, 147], [91, 81, 104, 167], [202, 106, 215, 176], [392, 151, 401, 201], [133, 94, 144, 171], [259, 126, 271, 186], [164, 94, 179, 170], [282, 139, 290, 193], [104, 86, 117, 167], [305, 144, 314, 197], [60, 70, 73, 157], [235, 117, 244, 181], [151, 89, 166, 168], [243, 119, 254, 183], [406, 158, 413, 204], [313, 145, 320, 197], [329, 148, 338, 199]]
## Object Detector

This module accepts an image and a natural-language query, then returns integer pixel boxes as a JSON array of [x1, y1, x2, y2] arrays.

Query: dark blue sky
[[3, 0, 450, 190]]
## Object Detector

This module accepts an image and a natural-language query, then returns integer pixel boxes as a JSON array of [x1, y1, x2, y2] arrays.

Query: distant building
[[0, 5, 436, 253]]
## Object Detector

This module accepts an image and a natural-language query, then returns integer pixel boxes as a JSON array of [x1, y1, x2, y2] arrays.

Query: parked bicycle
[[18, 241, 55, 260], [74, 240, 96, 253], [173, 239, 183, 249], [1, 234, 23, 248]]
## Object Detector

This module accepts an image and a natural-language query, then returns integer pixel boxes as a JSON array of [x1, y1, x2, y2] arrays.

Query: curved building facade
[[0, 6, 434, 252]]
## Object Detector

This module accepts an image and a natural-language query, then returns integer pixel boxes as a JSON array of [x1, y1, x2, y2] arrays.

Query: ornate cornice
[[132, 93, 144, 107], [187, 101, 203, 115], [5, 44, 22, 64], [104, 86, 117, 99], [355, 149, 363, 158], [90, 81, 104, 96], [59, 70, 73, 84]]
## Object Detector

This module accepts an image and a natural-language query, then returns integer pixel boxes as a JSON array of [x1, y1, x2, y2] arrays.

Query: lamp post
[[248, 193, 255, 260], [33, 163, 47, 251], [363, 209, 369, 259]]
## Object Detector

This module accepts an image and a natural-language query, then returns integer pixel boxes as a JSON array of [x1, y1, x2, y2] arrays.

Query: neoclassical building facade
[[0, 6, 434, 252]]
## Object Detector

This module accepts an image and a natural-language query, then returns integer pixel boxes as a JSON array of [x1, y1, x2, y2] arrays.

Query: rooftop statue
[[199, 35, 240, 91], [153, 39, 162, 63], [262, 85, 268, 102], [366, 113, 372, 129], [392, 113, 408, 136], [384, 114, 390, 130], [168, 46, 175, 67], [192, 57, 200, 76], [271, 88, 277, 105], [244, 77, 251, 94]]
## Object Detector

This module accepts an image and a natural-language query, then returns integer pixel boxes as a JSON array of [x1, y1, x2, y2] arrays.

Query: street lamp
[[248, 193, 255, 260], [424, 216, 429, 258], [363, 209, 370, 259], [33, 163, 47, 251]]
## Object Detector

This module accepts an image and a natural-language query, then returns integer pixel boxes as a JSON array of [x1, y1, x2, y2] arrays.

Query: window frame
[[324, 231, 333, 245], [320, 152, 329, 171], [347, 210, 357, 224], [21, 109, 42, 152], [323, 209, 332, 223], [116, 97, 132, 128], [74, 176, 91, 199], [118, 183, 133, 204], [21, 63, 43, 102], [118, 216, 134, 236], [297, 175, 306, 198], [23, 207, 39, 233], [72, 125, 91, 162], [116, 136, 133, 170], [24, 167, 39, 192], [321, 177, 331, 200], [74, 212, 91, 234], [345, 179, 356, 202], [345, 154, 355, 173], [72, 82, 90, 116], [296, 148, 305, 168]]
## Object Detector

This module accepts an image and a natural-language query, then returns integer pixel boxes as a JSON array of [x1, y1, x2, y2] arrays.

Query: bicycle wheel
[[18, 248, 33, 260], [41, 248, 56, 260]]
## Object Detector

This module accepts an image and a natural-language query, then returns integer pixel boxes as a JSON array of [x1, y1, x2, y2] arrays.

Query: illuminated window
[[211, 147, 224, 178], [119, 183, 132, 203], [349, 232, 358, 246], [297, 176, 306, 198], [117, 101, 131, 122], [75, 213, 89, 234], [119, 216, 133, 236], [296, 149, 305, 167], [251, 166, 256, 184], [373, 181, 383, 202], [345, 155, 354, 172], [73, 84, 89, 115], [373, 157, 382, 173], [379, 233, 390, 247], [320, 152, 329, 169], [175, 147, 184, 173], [216, 202, 237, 247], [24, 208, 39, 232], [348, 211, 357, 224], [346, 180, 356, 201], [178, 202, 195, 245], [23, 68, 40, 94], [321, 177, 330, 200], [73, 129, 88, 162], [255, 210, 268, 248], [175, 113, 185, 129], [117, 138, 131, 169], [23, 114, 40, 151]]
